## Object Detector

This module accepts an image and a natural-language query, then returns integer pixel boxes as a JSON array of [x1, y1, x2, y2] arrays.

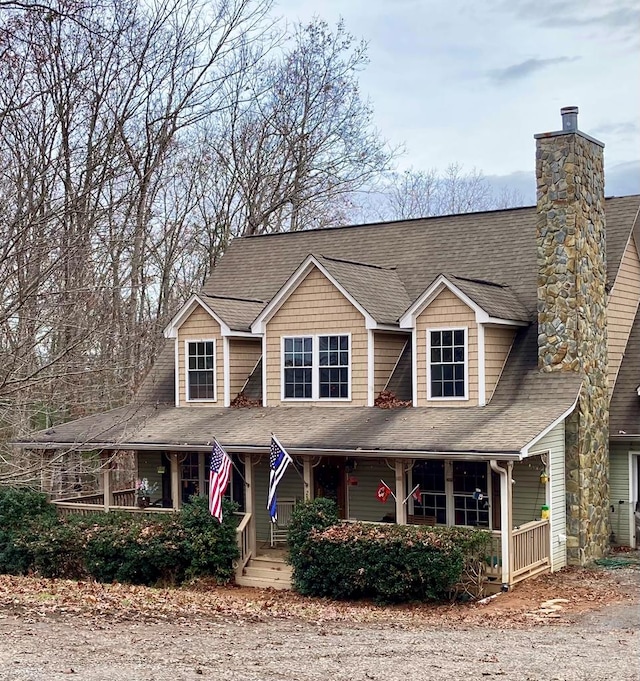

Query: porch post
[[198, 451, 206, 498], [102, 465, 112, 512], [506, 461, 514, 583], [303, 457, 313, 501], [395, 459, 407, 524], [490, 459, 511, 588], [170, 452, 181, 510], [244, 454, 256, 557]]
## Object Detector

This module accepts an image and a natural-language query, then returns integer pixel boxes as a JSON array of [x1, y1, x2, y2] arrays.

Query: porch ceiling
[[14, 370, 580, 458]]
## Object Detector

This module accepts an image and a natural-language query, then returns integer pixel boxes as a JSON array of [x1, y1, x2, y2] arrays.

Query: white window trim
[[426, 326, 469, 401], [184, 338, 217, 403], [280, 333, 352, 402]]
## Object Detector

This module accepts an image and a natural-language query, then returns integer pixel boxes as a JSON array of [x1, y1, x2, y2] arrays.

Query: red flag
[[412, 485, 422, 502], [376, 481, 391, 503]]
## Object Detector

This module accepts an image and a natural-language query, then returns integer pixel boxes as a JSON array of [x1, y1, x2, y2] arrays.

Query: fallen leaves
[[0, 563, 636, 631]]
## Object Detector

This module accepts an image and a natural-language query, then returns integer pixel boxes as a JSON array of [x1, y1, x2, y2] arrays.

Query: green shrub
[[287, 497, 339, 558], [179, 495, 239, 583], [0, 488, 58, 575], [83, 513, 188, 585], [14, 515, 87, 579], [0, 487, 240, 586], [290, 521, 490, 604]]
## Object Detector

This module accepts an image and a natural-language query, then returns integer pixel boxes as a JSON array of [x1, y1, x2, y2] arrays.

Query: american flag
[[209, 439, 232, 523], [267, 435, 292, 522]]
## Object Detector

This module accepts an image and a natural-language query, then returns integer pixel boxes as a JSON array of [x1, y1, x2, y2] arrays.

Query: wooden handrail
[[485, 520, 550, 584], [52, 501, 175, 516], [235, 512, 252, 580]]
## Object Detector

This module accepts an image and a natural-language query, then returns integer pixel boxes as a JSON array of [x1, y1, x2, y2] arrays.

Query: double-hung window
[[428, 328, 467, 399], [186, 340, 216, 401], [283, 334, 350, 400]]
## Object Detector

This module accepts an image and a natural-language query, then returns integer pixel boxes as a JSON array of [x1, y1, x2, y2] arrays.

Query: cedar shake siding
[[415, 288, 478, 407], [229, 338, 262, 399], [177, 306, 223, 406], [265, 267, 368, 406], [607, 235, 640, 393], [374, 332, 409, 395], [484, 326, 517, 402]]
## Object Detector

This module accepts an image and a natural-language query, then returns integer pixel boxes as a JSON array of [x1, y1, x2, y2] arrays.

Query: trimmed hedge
[[0, 488, 239, 586], [289, 513, 490, 604]]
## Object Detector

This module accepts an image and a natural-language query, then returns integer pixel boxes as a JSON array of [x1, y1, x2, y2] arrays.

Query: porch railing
[[235, 512, 252, 581], [52, 489, 175, 516], [512, 519, 550, 581], [487, 519, 550, 585], [54, 488, 137, 506]]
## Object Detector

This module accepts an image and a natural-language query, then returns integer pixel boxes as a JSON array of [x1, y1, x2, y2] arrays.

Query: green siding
[[347, 459, 395, 522], [530, 421, 566, 571], [609, 443, 633, 546], [512, 456, 547, 527], [137, 451, 164, 504]]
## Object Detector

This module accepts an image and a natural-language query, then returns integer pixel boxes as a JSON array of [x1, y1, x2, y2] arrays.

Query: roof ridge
[[319, 254, 396, 271], [452, 275, 508, 289], [205, 293, 266, 304]]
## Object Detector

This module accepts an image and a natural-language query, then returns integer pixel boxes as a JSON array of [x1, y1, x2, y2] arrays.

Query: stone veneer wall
[[535, 129, 609, 564]]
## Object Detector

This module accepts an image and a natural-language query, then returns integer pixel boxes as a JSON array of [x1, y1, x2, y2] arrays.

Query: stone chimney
[[535, 106, 608, 565]]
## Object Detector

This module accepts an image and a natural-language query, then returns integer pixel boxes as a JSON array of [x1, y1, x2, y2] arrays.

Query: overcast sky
[[276, 0, 640, 200]]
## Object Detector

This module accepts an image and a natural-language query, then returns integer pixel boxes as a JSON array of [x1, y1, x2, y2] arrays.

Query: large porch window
[[410, 460, 491, 528], [453, 461, 490, 527], [411, 460, 447, 524]]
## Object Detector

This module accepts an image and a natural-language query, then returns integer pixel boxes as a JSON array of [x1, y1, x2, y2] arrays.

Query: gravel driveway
[[0, 566, 638, 681]]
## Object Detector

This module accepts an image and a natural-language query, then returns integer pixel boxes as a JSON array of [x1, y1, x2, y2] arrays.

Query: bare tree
[[369, 163, 526, 222]]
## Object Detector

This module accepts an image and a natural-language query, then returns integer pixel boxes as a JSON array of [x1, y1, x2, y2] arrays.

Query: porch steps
[[236, 555, 293, 590]]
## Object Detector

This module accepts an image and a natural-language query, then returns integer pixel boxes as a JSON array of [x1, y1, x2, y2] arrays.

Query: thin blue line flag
[[267, 435, 292, 522]]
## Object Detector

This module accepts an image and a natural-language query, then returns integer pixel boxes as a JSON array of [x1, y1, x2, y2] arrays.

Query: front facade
[[14, 108, 640, 590]]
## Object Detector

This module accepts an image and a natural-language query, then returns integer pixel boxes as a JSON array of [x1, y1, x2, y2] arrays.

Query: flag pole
[[271, 433, 308, 488], [213, 438, 247, 485], [402, 483, 420, 505], [380, 479, 396, 501]]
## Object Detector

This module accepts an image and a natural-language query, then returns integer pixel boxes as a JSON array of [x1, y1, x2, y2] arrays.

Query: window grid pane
[[411, 461, 447, 524], [452, 461, 489, 527], [188, 341, 215, 399], [284, 337, 313, 398], [430, 329, 466, 398], [318, 335, 349, 399]]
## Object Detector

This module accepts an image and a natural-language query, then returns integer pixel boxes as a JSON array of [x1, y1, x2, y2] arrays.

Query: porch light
[[540, 471, 549, 485]]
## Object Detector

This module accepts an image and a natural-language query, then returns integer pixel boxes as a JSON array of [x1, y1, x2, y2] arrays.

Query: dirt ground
[[0, 560, 638, 681]]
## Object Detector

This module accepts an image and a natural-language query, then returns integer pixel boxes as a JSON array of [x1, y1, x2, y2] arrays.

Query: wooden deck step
[[235, 555, 293, 590]]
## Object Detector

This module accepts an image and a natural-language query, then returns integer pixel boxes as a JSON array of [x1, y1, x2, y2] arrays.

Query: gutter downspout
[[490, 459, 511, 590]]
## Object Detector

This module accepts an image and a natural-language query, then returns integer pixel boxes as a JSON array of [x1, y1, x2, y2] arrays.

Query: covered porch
[[48, 446, 555, 591], [232, 450, 556, 592]]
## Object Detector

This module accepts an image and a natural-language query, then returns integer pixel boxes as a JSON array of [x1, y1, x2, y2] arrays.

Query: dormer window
[[283, 334, 350, 400], [427, 328, 468, 400], [186, 340, 216, 401]]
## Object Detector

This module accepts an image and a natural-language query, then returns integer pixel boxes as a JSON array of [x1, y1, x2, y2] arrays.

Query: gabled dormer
[[251, 254, 411, 406], [163, 293, 264, 407], [400, 274, 529, 407]]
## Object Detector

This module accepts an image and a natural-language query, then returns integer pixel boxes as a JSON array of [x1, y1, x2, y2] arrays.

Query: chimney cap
[[560, 106, 579, 132]]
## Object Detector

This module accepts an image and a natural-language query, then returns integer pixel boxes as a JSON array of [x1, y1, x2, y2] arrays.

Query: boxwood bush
[[0, 488, 239, 586], [289, 514, 490, 604]]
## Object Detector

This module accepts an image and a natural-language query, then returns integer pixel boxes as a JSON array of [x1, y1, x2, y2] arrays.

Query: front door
[[314, 457, 347, 518]]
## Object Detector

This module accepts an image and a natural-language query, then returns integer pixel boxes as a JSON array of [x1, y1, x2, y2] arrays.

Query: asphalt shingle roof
[[14, 196, 640, 455], [316, 255, 411, 324]]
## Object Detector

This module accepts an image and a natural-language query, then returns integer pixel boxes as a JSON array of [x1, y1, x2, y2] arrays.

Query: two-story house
[[15, 108, 640, 591]]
